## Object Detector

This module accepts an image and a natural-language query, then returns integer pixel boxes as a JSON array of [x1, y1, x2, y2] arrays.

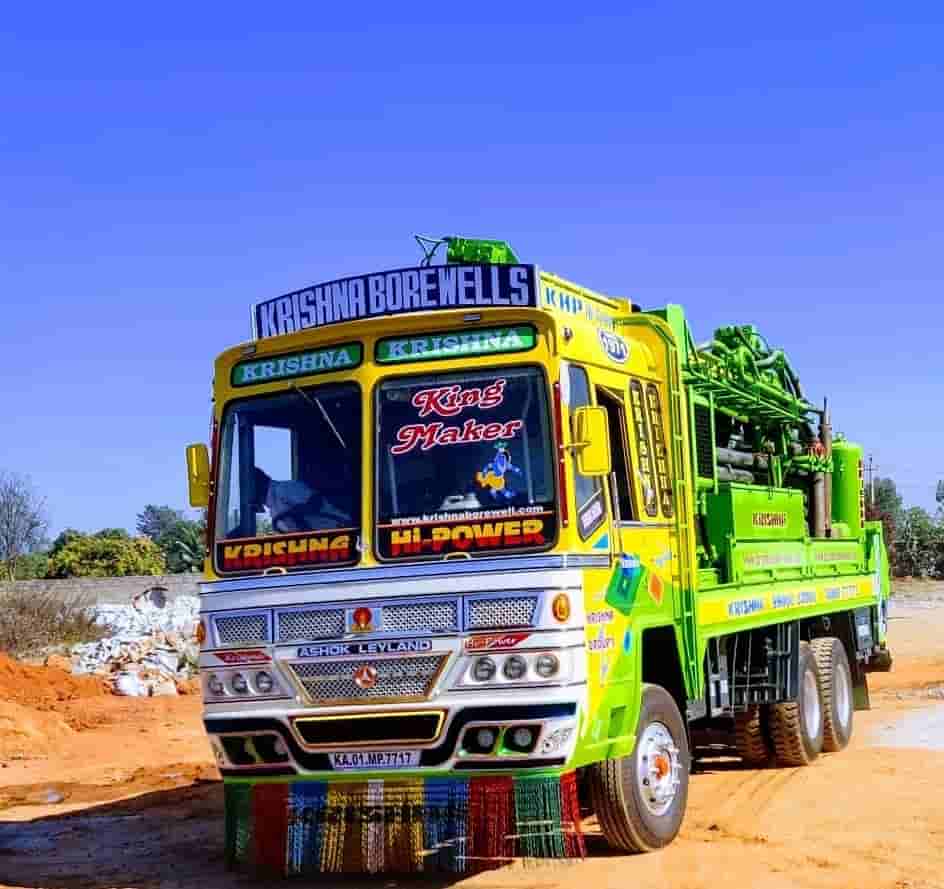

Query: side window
[[567, 364, 606, 539], [596, 388, 635, 521], [645, 383, 674, 518], [629, 379, 659, 517]]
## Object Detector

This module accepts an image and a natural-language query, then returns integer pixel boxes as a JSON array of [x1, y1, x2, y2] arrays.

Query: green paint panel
[[232, 343, 362, 386], [375, 325, 536, 364], [731, 540, 807, 583], [810, 540, 865, 576], [706, 483, 807, 545]]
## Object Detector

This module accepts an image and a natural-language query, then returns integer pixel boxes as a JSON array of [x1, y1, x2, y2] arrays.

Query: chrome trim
[[200, 554, 610, 596], [291, 709, 446, 750]]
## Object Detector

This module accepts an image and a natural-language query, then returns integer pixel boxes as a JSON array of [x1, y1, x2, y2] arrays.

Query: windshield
[[214, 382, 361, 573], [376, 366, 556, 559]]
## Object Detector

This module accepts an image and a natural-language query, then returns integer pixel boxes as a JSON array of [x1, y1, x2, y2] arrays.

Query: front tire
[[810, 637, 854, 752], [769, 641, 824, 766], [588, 684, 690, 852]]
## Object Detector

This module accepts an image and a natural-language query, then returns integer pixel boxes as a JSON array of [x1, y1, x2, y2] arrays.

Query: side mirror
[[573, 406, 612, 476], [185, 443, 210, 508]]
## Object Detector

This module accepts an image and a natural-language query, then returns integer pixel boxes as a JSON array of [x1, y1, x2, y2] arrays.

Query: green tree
[[895, 507, 936, 577], [136, 505, 183, 541], [47, 528, 83, 559], [159, 518, 207, 573], [46, 533, 166, 578], [872, 477, 902, 521], [12, 550, 49, 579], [97, 527, 130, 539]]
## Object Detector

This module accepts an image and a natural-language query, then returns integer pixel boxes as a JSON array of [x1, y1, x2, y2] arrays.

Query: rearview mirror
[[185, 443, 210, 508], [573, 406, 612, 477]]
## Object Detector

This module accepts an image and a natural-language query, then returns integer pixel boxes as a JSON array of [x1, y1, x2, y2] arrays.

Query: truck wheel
[[588, 684, 689, 852], [769, 641, 823, 766], [810, 637, 854, 752], [734, 705, 771, 765]]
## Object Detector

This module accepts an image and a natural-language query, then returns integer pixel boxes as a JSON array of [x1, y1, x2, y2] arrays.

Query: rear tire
[[734, 705, 772, 765], [810, 637, 854, 752], [588, 684, 690, 852], [769, 641, 823, 766]]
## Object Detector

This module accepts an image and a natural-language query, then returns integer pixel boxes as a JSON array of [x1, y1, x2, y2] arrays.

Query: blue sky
[[1, 4, 941, 535]]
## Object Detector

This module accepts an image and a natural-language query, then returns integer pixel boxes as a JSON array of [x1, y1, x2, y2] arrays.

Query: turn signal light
[[195, 620, 207, 645], [552, 593, 571, 622]]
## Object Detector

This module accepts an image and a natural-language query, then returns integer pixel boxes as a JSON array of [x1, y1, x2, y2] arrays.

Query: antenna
[[414, 235, 450, 267]]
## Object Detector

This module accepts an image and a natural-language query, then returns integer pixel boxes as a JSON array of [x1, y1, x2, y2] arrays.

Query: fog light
[[476, 728, 497, 749], [472, 657, 496, 682], [502, 655, 527, 680], [207, 674, 225, 696], [230, 673, 249, 694], [255, 671, 274, 694], [462, 725, 499, 755], [513, 727, 533, 747], [535, 653, 560, 678], [505, 724, 538, 753]]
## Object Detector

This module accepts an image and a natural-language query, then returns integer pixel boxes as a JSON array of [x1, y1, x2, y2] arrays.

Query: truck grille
[[381, 601, 458, 634], [289, 655, 447, 703], [276, 608, 345, 642], [466, 595, 537, 629], [213, 613, 269, 646]]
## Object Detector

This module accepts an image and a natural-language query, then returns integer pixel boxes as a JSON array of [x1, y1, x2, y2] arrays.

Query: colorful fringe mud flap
[[224, 772, 585, 875]]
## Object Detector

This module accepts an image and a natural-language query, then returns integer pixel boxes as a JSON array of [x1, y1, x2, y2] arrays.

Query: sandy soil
[[0, 584, 942, 889]]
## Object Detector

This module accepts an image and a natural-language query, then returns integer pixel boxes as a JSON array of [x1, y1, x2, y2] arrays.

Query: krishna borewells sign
[[253, 264, 537, 339]]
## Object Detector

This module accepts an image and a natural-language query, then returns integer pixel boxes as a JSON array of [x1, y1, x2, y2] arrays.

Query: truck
[[185, 235, 892, 875]]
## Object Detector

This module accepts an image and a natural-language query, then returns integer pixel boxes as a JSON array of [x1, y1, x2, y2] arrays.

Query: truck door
[[596, 381, 676, 610]]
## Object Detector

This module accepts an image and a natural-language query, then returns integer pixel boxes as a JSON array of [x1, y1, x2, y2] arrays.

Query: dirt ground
[[1, 584, 942, 889]]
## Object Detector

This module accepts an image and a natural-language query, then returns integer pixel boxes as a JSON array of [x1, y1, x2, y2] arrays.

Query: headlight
[[230, 673, 249, 694], [207, 674, 225, 696], [472, 657, 497, 682], [535, 653, 560, 678], [502, 655, 527, 681], [255, 671, 274, 694]]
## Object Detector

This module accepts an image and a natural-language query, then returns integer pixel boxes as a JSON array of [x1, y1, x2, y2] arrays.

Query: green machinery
[[651, 305, 868, 589]]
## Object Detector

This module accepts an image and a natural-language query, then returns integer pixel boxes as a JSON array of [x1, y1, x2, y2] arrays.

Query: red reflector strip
[[553, 380, 569, 527]]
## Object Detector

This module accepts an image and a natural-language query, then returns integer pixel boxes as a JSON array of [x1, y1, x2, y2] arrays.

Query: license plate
[[329, 750, 421, 771]]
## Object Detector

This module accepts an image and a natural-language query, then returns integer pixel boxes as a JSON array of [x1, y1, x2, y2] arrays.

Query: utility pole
[[866, 454, 876, 509]]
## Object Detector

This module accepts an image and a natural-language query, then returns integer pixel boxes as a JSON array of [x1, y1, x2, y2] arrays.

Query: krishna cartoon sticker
[[475, 441, 522, 501]]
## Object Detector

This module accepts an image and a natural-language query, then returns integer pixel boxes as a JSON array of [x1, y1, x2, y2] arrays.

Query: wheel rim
[[636, 721, 682, 816], [803, 668, 821, 739], [834, 658, 852, 733]]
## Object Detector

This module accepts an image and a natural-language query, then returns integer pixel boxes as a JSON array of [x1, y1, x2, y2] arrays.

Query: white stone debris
[[71, 586, 201, 697]]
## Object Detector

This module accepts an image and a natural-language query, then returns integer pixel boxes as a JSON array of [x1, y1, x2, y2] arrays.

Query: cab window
[[567, 364, 606, 539], [596, 387, 635, 521]]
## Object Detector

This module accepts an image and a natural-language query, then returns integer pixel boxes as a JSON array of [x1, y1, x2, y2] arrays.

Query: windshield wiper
[[291, 384, 347, 449]]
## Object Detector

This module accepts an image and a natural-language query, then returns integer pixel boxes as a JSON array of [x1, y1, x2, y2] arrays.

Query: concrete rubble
[[71, 586, 201, 697]]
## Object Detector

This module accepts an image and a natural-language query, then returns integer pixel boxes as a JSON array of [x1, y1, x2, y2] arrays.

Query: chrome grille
[[214, 613, 269, 646], [382, 601, 458, 634], [290, 655, 446, 702], [277, 608, 345, 642], [467, 596, 537, 629]]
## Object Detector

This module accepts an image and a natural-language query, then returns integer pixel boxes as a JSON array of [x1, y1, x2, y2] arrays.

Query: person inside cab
[[252, 467, 350, 533]]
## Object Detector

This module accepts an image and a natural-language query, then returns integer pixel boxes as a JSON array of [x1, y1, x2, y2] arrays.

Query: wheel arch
[[639, 623, 690, 720]]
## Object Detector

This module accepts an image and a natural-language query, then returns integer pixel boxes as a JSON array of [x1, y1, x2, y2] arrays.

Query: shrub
[[0, 589, 105, 657]]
